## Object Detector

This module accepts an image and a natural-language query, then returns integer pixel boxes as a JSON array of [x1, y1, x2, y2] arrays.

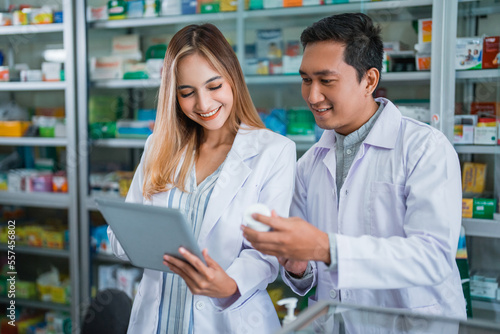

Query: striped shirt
[[157, 161, 224, 334]]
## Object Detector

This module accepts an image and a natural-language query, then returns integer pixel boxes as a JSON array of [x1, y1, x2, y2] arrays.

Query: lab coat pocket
[[369, 182, 406, 237]]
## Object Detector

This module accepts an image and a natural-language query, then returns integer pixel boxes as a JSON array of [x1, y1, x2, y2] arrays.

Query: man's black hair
[[300, 13, 384, 83]]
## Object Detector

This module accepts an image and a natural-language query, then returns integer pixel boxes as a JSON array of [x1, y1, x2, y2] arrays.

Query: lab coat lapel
[[198, 127, 259, 243]]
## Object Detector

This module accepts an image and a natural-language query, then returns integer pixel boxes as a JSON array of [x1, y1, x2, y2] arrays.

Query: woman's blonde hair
[[143, 23, 264, 198]]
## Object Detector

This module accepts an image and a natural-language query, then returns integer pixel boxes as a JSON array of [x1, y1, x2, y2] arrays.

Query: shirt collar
[[315, 97, 402, 150]]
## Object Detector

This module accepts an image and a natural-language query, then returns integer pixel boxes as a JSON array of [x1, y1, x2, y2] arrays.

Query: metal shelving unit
[[0, 137, 68, 147], [0, 244, 70, 258], [0, 0, 80, 327], [0, 23, 63, 35], [463, 219, 500, 239], [0, 297, 70, 312], [455, 0, 500, 323], [455, 145, 500, 155], [0, 192, 70, 209], [91, 71, 432, 88], [90, 12, 238, 29], [76, 0, 482, 322], [0, 82, 67, 91]]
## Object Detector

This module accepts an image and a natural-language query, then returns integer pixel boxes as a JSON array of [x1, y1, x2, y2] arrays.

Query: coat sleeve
[[336, 132, 462, 289], [281, 151, 318, 295], [214, 140, 296, 310], [107, 136, 151, 261]]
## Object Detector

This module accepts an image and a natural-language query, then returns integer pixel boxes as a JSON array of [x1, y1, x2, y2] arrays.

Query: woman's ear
[[365, 68, 380, 96]]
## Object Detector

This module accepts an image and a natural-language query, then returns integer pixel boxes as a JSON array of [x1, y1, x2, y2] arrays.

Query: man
[[242, 13, 466, 320]]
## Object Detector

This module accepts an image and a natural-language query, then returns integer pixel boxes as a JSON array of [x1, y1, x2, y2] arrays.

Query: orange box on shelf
[[0, 121, 31, 137], [470, 102, 500, 118], [283, 0, 301, 7]]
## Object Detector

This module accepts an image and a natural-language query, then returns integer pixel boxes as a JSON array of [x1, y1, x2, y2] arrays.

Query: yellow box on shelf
[[0, 121, 31, 137], [462, 162, 487, 194], [462, 198, 473, 219]]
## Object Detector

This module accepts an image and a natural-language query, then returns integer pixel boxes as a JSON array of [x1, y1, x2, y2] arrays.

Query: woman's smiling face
[[176, 53, 234, 133]]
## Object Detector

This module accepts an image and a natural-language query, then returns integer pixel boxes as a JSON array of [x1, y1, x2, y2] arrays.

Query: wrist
[[318, 231, 331, 265]]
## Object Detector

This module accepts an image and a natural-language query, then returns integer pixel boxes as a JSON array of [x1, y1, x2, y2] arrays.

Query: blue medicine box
[[182, 0, 197, 14]]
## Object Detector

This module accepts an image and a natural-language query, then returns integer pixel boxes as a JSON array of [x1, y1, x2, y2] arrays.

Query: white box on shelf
[[470, 278, 498, 300], [112, 34, 142, 61], [162, 0, 182, 15], [42, 62, 61, 82], [456, 37, 483, 70], [283, 55, 302, 74], [90, 56, 123, 80], [474, 126, 497, 145]]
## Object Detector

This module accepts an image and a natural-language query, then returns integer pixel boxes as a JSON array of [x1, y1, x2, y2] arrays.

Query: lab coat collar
[[197, 124, 258, 243], [315, 97, 401, 151], [363, 98, 401, 150]]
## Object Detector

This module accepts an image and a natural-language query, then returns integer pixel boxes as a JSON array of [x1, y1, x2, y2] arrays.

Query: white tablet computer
[[95, 197, 205, 273]]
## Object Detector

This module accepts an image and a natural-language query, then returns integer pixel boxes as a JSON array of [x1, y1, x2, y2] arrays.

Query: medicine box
[[474, 126, 496, 145], [454, 115, 477, 144], [256, 29, 283, 59], [473, 198, 497, 220], [161, 0, 182, 15], [90, 56, 123, 80], [220, 0, 238, 11], [263, 0, 282, 9], [456, 37, 483, 70], [462, 162, 486, 194], [470, 102, 500, 118], [112, 34, 141, 60], [471, 277, 498, 300], [418, 18, 432, 44], [283, 55, 302, 74], [181, 0, 197, 14], [482, 36, 500, 69], [245, 58, 269, 75], [0, 121, 31, 137], [462, 198, 473, 219]]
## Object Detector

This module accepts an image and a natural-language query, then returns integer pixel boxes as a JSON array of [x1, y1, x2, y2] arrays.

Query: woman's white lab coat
[[284, 98, 467, 322], [108, 126, 296, 333]]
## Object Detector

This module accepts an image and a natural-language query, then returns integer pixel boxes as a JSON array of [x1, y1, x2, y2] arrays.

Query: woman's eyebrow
[[177, 76, 222, 90]]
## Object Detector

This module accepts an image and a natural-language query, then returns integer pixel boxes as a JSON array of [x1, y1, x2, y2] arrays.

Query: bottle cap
[[244, 203, 272, 232]]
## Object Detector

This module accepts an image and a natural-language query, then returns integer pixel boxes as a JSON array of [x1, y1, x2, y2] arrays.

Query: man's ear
[[364, 68, 380, 97]]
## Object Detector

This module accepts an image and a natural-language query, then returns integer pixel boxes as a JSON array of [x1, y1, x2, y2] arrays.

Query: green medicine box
[[473, 198, 497, 219]]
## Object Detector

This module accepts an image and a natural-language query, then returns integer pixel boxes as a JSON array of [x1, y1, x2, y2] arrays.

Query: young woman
[[107, 24, 296, 333]]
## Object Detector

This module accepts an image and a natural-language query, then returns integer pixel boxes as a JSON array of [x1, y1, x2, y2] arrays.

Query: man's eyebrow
[[177, 76, 222, 90], [299, 69, 340, 76]]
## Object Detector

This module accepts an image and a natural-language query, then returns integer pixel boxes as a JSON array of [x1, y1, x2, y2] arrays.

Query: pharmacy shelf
[[244, 0, 432, 18], [0, 297, 70, 312], [0, 192, 70, 209], [93, 71, 432, 88], [90, 12, 238, 29], [0, 244, 70, 258], [456, 69, 500, 80], [0, 137, 67, 147], [463, 219, 500, 239], [0, 81, 66, 91], [92, 138, 147, 148], [455, 145, 500, 155], [0, 23, 64, 36], [472, 299, 500, 312], [92, 79, 161, 89]]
